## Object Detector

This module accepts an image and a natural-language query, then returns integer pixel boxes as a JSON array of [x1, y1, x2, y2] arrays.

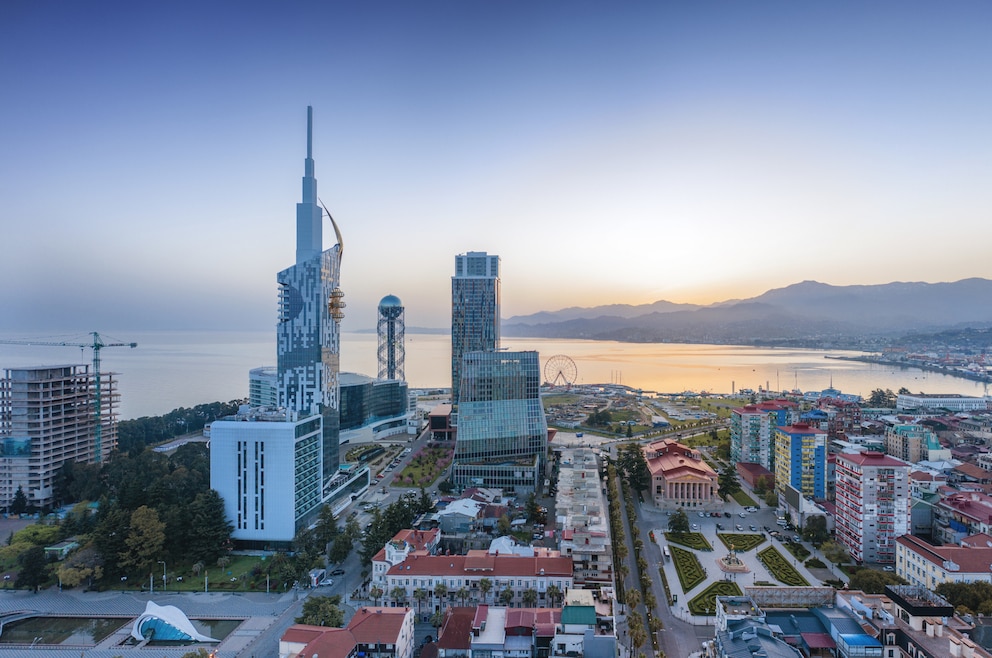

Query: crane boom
[[0, 332, 137, 462]]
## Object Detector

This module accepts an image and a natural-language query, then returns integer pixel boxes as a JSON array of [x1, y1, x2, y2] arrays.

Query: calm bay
[[1, 331, 986, 420]]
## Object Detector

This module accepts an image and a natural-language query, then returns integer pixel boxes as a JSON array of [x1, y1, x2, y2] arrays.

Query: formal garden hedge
[[665, 532, 712, 551], [781, 540, 811, 561], [670, 545, 707, 593], [717, 533, 765, 552], [758, 546, 810, 586], [688, 580, 743, 615]]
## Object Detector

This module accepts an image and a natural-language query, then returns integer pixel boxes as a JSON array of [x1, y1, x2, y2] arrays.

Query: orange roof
[[348, 607, 412, 643], [437, 607, 476, 650], [896, 534, 992, 574]]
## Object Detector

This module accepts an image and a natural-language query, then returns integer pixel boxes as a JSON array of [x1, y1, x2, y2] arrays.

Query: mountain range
[[501, 278, 992, 348]]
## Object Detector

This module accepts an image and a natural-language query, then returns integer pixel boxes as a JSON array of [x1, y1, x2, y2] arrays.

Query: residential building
[[371, 528, 442, 589], [834, 451, 912, 564], [644, 438, 720, 509], [450, 251, 500, 407], [896, 533, 992, 590], [378, 295, 406, 381], [0, 364, 118, 509], [452, 351, 547, 494], [556, 448, 614, 589], [552, 589, 617, 658], [381, 551, 573, 611], [774, 423, 827, 500], [935, 490, 992, 545], [730, 400, 798, 470], [280, 606, 415, 658], [885, 424, 951, 463], [897, 393, 990, 412]]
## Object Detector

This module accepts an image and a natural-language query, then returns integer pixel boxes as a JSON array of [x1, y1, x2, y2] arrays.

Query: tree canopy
[[296, 595, 345, 627]]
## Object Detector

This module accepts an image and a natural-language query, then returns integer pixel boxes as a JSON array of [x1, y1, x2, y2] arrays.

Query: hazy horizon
[[4, 2, 992, 334]]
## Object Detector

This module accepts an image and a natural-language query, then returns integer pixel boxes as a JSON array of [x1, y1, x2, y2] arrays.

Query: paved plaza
[[0, 586, 312, 657]]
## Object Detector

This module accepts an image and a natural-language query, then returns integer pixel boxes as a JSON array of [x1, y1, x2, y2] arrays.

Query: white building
[[896, 393, 989, 412], [209, 406, 324, 545]]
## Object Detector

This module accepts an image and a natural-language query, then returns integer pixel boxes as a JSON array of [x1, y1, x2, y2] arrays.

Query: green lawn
[[731, 491, 758, 507], [392, 443, 454, 488]]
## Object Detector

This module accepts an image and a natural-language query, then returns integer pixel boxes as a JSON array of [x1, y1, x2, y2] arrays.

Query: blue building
[[452, 350, 547, 494], [450, 251, 500, 407], [276, 106, 345, 486], [774, 423, 827, 500]]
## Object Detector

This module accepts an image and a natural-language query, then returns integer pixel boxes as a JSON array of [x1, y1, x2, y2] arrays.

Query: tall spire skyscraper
[[451, 251, 500, 407], [277, 106, 344, 486]]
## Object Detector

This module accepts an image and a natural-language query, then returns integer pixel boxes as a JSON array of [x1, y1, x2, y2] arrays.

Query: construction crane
[[0, 331, 137, 462]]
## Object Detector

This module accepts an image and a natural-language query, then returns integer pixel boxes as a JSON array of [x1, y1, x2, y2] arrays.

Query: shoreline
[[824, 354, 992, 384]]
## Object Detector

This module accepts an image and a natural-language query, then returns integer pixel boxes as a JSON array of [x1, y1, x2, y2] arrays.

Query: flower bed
[[716, 533, 765, 552], [757, 546, 810, 586], [670, 545, 706, 593], [665, 532, 712, 551], [687, 581, 743, 615]]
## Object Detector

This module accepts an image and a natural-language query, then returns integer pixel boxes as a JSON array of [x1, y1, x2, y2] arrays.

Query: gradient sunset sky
[[2, 1, 991, 333]]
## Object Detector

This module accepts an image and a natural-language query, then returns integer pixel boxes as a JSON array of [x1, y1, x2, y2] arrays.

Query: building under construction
[[0, 364, 119, 510]]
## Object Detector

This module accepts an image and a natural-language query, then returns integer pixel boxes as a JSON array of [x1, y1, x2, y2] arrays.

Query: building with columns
[[643, 439, 720, 510]]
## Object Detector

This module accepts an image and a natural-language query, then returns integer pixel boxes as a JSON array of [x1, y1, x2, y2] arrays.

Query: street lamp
[[158, 561, 167, 592]]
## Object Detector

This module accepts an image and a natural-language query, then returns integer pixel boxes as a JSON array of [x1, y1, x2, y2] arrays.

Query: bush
[[687, 581, 743, 615], [717, 533, 765, 552], [665, 532, 712, 551], [757, 546, 809, 586], [670, 545, 706, 593]]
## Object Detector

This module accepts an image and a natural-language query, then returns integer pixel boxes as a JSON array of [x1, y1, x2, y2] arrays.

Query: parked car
[[715, 523, 724, 530], [330, 569, 345, 576], [749, 525, 758, 531], [698, 512, 706, 518], [691, 523, 699, 531], [735, 524, 744, 531], [792, 535, 801, 543], [882, 566, 895, 572], [738, 512, 747, 518], [724, 512, 732, 518]]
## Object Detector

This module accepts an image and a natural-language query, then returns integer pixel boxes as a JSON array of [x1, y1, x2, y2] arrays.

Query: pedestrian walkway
[[0, 587, 302, 657]]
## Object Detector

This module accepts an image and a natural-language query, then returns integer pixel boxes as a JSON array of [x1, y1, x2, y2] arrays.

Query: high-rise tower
[[377, 295, 405, 381], [450, 251, 500, 406], [277, 106, 345, 486]]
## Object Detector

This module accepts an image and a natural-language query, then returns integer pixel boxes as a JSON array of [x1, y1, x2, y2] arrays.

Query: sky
[[2, 1, 992, 334]]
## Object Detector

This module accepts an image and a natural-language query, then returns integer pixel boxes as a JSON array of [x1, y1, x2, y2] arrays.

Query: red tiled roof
[[348, 607, 411, 644], [955, 462, 992, 480], [835, 451, 909, 467], [505, 608, 561, 637], [801, 633, 836, 649], [387, 554, 573, 578], [437, 607, 476, 650], [282, 626, 356, 658], [897, 534, 992, 574]]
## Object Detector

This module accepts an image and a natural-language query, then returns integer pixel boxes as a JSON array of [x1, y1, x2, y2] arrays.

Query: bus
[[663, 545, 670, 560]]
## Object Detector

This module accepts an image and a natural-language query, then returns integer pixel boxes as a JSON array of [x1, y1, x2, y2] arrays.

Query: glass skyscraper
[[450, 251, 500, 407], [276, 106, 344, 485], [452, 350, 548, 494]]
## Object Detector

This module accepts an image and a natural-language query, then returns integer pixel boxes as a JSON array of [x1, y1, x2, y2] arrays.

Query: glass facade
[[453, 351, 547, 493], [450, 252, 500, 407], [339, 377, 409, 431]]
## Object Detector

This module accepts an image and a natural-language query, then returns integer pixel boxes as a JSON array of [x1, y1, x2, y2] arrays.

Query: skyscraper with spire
[[277, 106, 345, 486]]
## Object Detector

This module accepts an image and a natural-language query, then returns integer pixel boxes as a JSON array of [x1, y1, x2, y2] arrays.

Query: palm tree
[[522, 588, 537, 607], [370, 585, 384, 606], [479, 577, 492, 604], [499, 586, 514, 606], [546, 584, 562, 607], [391, 585, 407, 605], [414, 587, 428, 619], [434, 582, 449, 608], [456, 587, 469, 605]]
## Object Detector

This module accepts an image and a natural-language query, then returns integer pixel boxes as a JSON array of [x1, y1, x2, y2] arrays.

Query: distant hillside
[[501, 278, 992, 347]]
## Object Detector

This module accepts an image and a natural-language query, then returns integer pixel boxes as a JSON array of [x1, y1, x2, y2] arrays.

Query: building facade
[[276, 105, 344, 486], [378, 295, 406, 382], [556, 448, 614, 590], [339, 373, 410, 441], [896, 393, 989, 412], [0, 364, 118, 509], [452, 351, 547, 494], [644, 439, 720, 509], [774, 423, 827, 500], [730, 400, 798, 470], [451, 251, 500, 407], [209, 406, 324, 544], [895, 534, 992, 590], [834, 451, 911, 564], [249, 366, 278, 407], [885, 424, 950, 463]]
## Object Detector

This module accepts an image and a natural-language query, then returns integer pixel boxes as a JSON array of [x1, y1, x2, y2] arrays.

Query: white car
[[691, 523, 699, 531], [738, 512, 747, 518], [698, 512, 706, 518]]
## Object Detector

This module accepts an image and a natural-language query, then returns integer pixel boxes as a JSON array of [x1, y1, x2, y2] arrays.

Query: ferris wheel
[[544, 354, 578, 387]]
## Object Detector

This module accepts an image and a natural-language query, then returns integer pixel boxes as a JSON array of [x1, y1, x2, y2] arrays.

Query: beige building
[[896, 533, 992, 590], [643, 439, 720, 509]]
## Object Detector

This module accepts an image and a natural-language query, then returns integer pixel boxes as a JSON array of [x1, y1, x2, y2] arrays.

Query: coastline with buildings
[[826, 353, 992, 384]]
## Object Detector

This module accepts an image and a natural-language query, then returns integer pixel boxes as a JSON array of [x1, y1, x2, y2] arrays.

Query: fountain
[[717, 544, 750, 574]]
